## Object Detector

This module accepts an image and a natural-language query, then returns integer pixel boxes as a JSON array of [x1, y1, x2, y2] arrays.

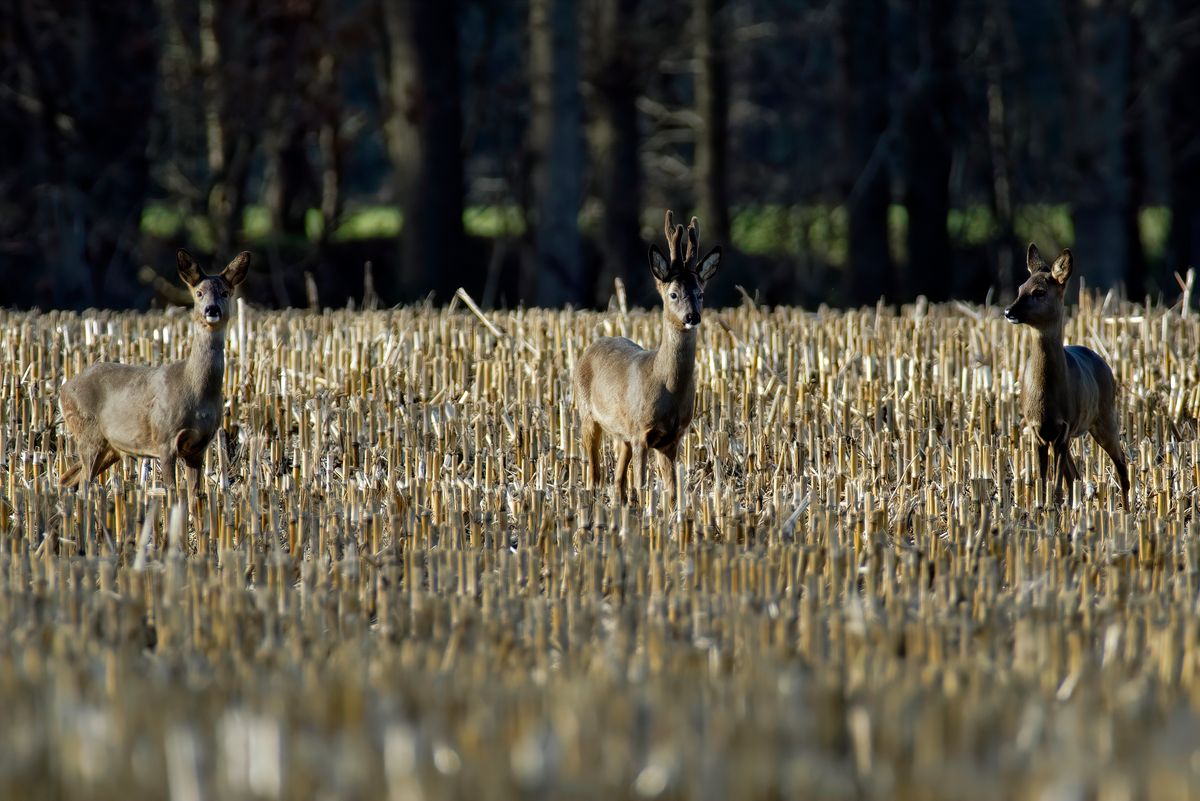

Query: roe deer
[[574, 210, 721, 506], [1004, 243, 1130, 506], [59, 250, 250, 490]]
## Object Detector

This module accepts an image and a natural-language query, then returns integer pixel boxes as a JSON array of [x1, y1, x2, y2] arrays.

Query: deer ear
[[222, 251, 251, 287], [177, 249, 202, 287], [696, 246, 721, 284], [648, 245, 671, 282], [1026, 243, 1046, 274], [1051, 249, 1073, 285]]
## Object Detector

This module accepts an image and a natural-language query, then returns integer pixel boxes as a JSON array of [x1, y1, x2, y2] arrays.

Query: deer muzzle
[[203, 305, 222, 323], [683, 311, 700, 329]]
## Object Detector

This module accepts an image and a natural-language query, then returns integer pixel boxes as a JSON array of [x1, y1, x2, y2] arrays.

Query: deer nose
[[204, 305, 221, 319], [684, 311, 701, 327], [1004, 305, 1018, 322]]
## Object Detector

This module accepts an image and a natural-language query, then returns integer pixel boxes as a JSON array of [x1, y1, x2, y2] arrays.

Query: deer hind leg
[[615, 441, 633, 505], [60, 395, 112, 487], [1090, 420, 1130, 508]]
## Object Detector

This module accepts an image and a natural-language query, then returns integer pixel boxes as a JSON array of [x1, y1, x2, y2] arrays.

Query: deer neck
[[186, 321, 226, 399], [653, 313, 698, 394], [1030, 319, 1069, 394]]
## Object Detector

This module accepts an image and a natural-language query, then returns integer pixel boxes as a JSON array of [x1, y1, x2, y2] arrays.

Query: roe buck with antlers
[[575, 211, 721, 505], [59, 250, 250, 489], [1004, 243, 1130, 506]]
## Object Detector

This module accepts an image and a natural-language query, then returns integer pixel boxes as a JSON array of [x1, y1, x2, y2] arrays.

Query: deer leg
[[71, 442, 116, 488], [615, 441, 633, 505], [1064, 447, 1081, 500], [1034, 440, 1051, 503], [1035, 441, 1049, 484], [1090, 423, 1131, 508], [176, 430, 207, 497], [160, 449, 178, 490], [581, 417, 601, 489], [89, 446, 120, 482], [73, 444, 100, 488], [184, 455, 205, 497], [631, 443, 647, 505], [1052, 441, 1076, 501], [655, 444, 679, 509]]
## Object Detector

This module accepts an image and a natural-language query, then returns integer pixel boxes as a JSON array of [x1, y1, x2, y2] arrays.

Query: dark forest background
[[1, 0, 1199, 311]]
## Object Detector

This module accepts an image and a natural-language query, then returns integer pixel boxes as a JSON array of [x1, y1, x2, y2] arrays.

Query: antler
[[664, 210, 685, 268], [685, 216, 700, 266]]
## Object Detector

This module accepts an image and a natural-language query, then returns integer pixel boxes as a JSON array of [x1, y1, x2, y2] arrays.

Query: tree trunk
[[1166, 0, 1200, 290], [1122, 11, 1146, 298], [199, 0, 258, 259], [381, 0, 465, 298], [1070, 2, 1129, 290], [265, 126, 314, 238], [530, 0, 584, 306], [589, 0, 642, 305], [263, 3, 317, 239], [836, 0, 892, 306], [902, 0, 954, 301], [2, 0, 158, 308], [694, 0, 730, 245]]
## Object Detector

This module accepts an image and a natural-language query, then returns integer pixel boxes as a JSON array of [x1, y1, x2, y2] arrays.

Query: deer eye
[[1032, 288, 1046, 297], [669, 292, 678, 300]]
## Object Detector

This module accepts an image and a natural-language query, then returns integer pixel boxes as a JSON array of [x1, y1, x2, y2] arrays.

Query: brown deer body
[[1004, 243, 1130, 506], [59, 250, 250, 489], [575, 211, 721, 505]]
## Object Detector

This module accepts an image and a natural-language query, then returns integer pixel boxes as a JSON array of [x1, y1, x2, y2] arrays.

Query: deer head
[[1004, 243, 1072, 331], [177, 250, 250, 330], [647, 210, 722, 331]]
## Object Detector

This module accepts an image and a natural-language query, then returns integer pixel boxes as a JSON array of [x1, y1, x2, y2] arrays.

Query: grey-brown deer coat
[[575, 211, 721, 505], [59, 250, 250, 489]]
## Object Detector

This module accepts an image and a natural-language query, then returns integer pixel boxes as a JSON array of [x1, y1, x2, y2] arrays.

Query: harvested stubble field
[[2, 294, 1200, 801]]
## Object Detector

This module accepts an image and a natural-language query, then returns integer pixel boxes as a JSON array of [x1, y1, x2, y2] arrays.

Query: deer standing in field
[[575, 210, 721, 506], [1004, 243, 1130, 507], [59, 250, 250, 490]]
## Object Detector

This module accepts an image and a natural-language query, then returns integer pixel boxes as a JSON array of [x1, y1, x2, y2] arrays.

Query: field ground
[[2, 298, 1200, 800]]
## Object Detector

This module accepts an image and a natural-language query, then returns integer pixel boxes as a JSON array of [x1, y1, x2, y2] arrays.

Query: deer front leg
[[174, 429, 209, 496], [160, 449, 178, 490], [1051, 441, 1078, 501], [90, 447, 120, 483], [615, 441, 633, 505], [1035, 441, 1049, 484], [631, 443, 647, 505], [71, 443, 118, 488], [581, 416, 601, 489], [654, 443, 679, 509], [184, 455, 205, 496]]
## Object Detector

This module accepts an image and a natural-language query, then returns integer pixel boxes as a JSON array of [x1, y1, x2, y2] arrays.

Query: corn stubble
[[1, 294, 1199, 800]]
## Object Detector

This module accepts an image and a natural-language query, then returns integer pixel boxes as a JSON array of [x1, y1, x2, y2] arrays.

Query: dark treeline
[[1, 0, 1198, 310]]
